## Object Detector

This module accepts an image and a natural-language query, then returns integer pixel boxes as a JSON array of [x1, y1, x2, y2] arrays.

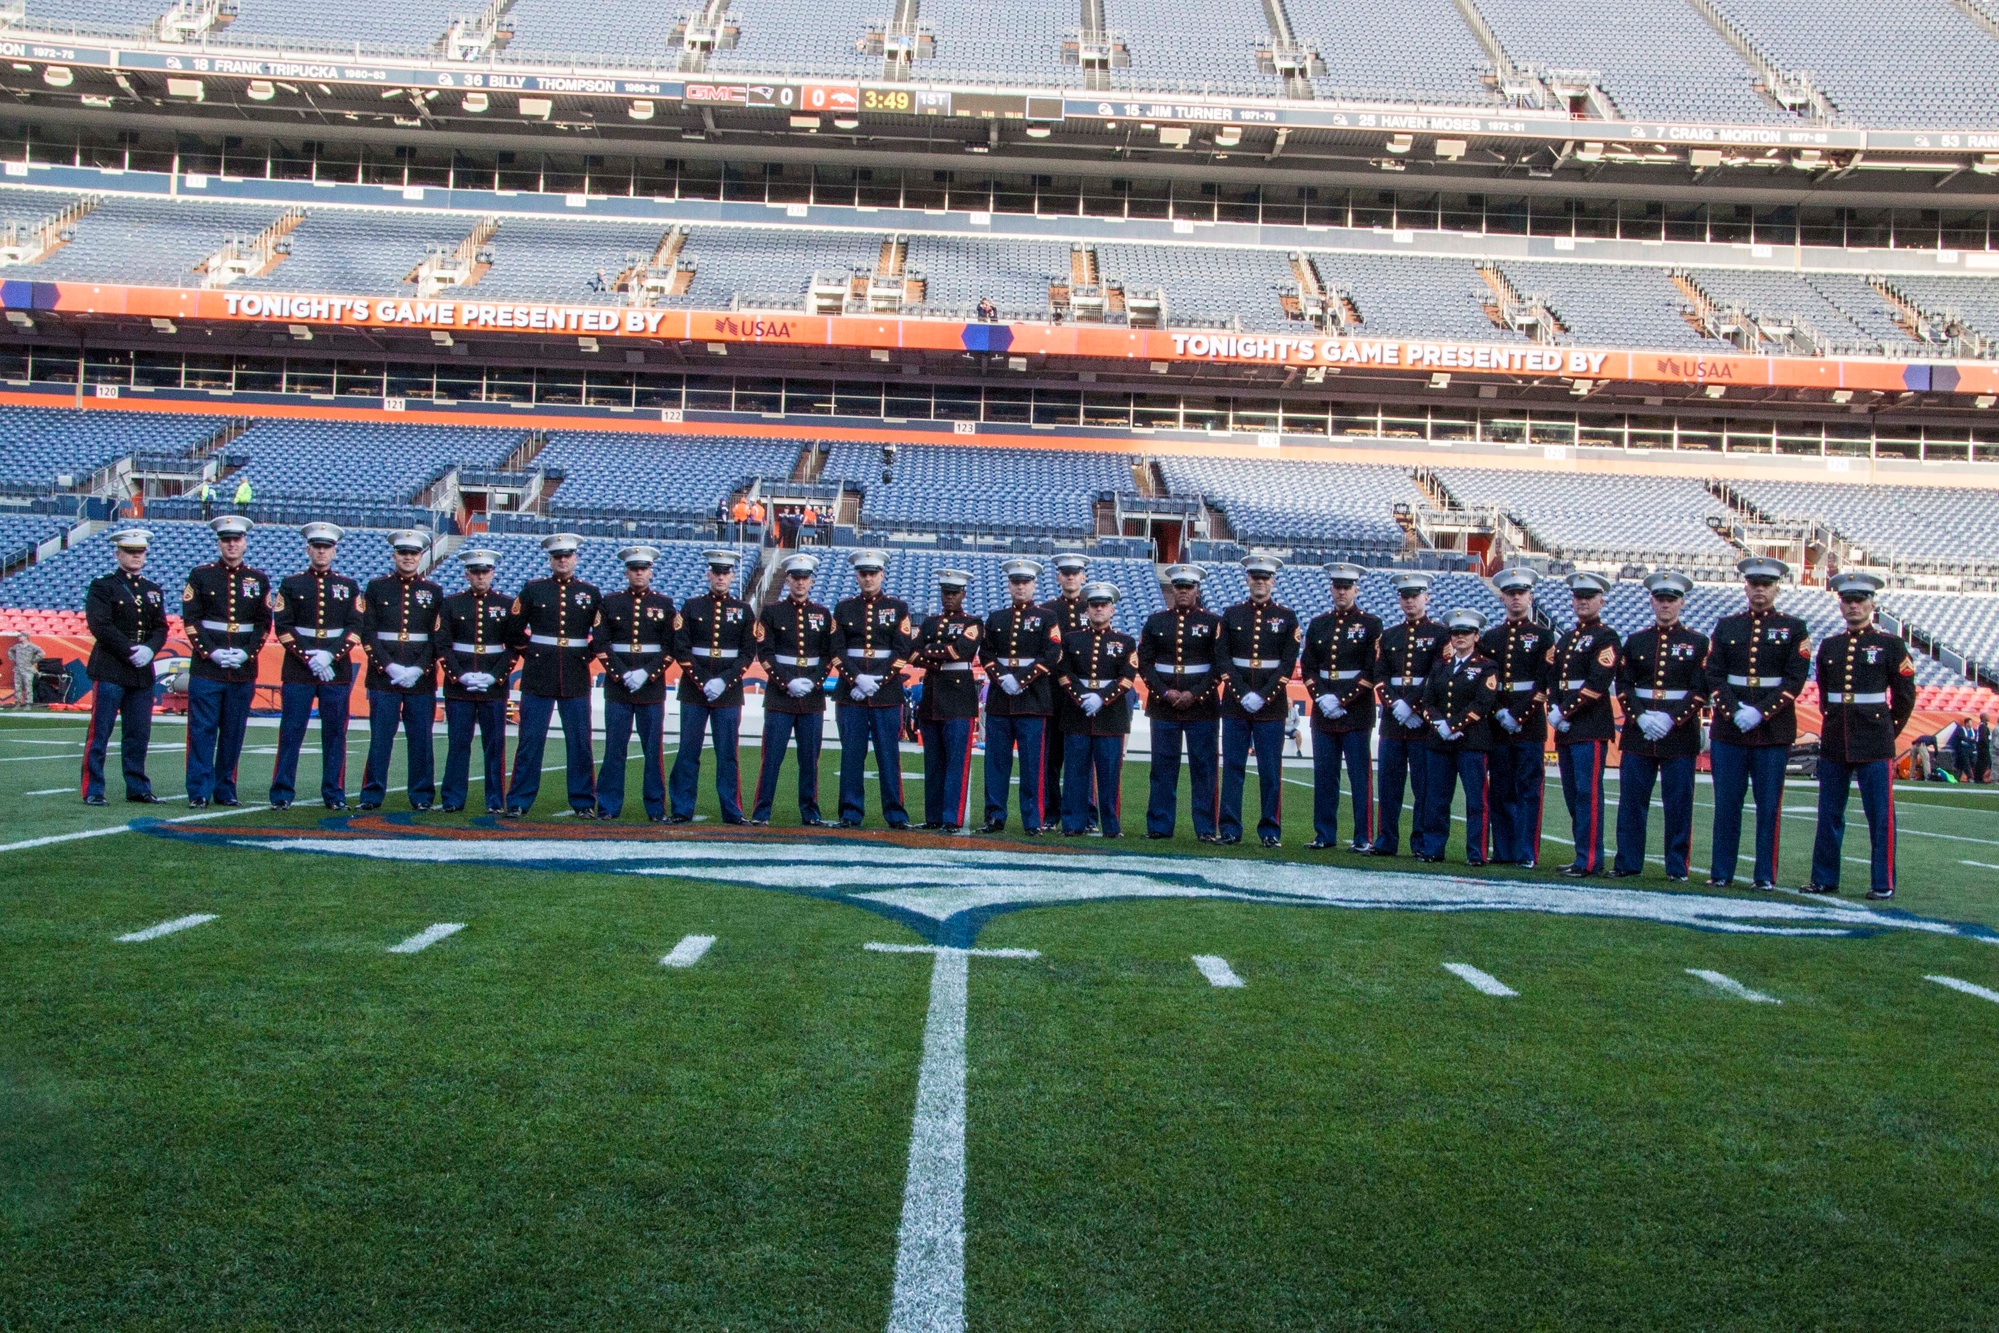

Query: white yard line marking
[[1191, 954, 1246, 988], [0, 802, 274, 855], [660, 933, 716, 967], [1960, 860, 1999, 872], [387, 922, 466, 954], [1441, 962, 1518, 996], [1685, 968, 1781, 1003], [867, 940, 1038, 1333], [117, 913, 217, 942], [1, 737, 90, 745], [1926, 974, 1999, 1005], [0, 750, 84, 763]]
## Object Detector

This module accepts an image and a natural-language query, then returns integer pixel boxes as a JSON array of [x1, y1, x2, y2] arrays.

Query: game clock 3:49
[[863, 88, 912, 112]]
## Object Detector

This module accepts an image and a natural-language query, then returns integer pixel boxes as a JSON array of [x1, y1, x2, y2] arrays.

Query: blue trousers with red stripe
[[362, 688, 436, 807], [1372, 731, 1429, 856], [836, 703, 909, 827], [1556, 738, 1609, 873], [441, 697, 507, 811], [271, 680, 350, 806], [1613, 752, 1696, 878], [83, 678, 154, 802], [1221, 716, 1285, 841], [508, 692, 595, 815], [1418, 746, 1488, 862], [1709, 740, 1788, 885], [1486, 739, 1545, 865], [670, 701, 743, 822], [1811, 757, 1895, 893], [598, 700, 666, 820], [753, 709, 823, 824], [185, 675, 254, 804], [1311, 726, 1372, 847], [983, 713, 1047, 831], [1063, 732, 1124, 836], [920, 717, 976, 828], [1148, 716, 1218, 838]]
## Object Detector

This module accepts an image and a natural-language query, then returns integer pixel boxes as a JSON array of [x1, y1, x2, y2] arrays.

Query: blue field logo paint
[[148, 818, 1999, 949]]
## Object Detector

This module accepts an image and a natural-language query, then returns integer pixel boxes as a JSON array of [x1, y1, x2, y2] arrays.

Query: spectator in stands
[[778, 508, 799, 548], [1979, 714, 1993, 783], [8, 631, 43, 708], [800, 506, 820, 545], [977, 297, 998, 322], [749, 500, 768, 544], [81, 528, 167, 804], [233, 475, 253, 509], [730, 497, 749, 541], [1952, 717, 1977, 783], [195, 480, 215, 521]]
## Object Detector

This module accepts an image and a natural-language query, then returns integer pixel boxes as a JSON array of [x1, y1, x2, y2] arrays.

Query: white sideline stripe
[[1926, 974, 1999, 1005], [0, 801, 274, 854], [387, 922, 465, 954], [1961, 860, 1999, 872], [1191, 954, 1245, 988], [1686, 968, 1781, 1004], [117, 913, 216, 942], [1442, 962, 1517, 996], [660, 933, 716, 967], [0, 751, 84, 762]]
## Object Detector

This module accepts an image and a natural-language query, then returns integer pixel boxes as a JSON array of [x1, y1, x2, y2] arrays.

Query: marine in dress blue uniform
[[437, 547, 516, 813], [593, 546, 676, 821], [1415, 610, 1498, 864], [81, 528, 168, 805], [753, 553, 835, 825], [912, 568, 983, 832], [180, 515, 271, 807], [1038, 553, 1095, 831], [1609, 572, 1709, 881], [668, 548, 758, 824], [357, 529, 443, 810], [1704, 556, 1812, 888], [1300, 562, 1380, 851], [1808, 572, 1917, 899], [1371, 571, 1448, 856], [1138, 563, 1223, 842], [503, 533, 602, 818], [978, 558, 1060, 835], [1480, 567, 1552, 867], [1218, 553, 1301, 848], [269, 522, 363, 809], [1547, 572, 1621, 876], [831, 548, 914, 828], [1053, 581, 1138, 837]]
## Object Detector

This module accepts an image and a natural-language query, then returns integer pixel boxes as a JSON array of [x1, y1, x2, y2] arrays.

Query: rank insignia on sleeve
[[1597, 646, 1616, 667], [1899, 658, 1915, 676], [964, 623, 979, 639], [1485, 675, 1498, 690], [899, 617, 913, 635], [509, 597, 522, 616], [1544, 645, 1556, 663], [673, 613, 684, 631], [182, 583, 196, 603], [753, 620, 766, 641], [355, 596, 368, 613], [267, 591, 285, 613]]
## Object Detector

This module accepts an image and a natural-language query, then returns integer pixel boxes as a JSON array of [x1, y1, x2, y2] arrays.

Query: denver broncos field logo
[[146, 816, 1999, 949]]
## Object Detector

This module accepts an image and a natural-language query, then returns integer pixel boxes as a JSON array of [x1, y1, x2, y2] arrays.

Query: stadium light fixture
[[790, 114, 821, 130], [150, 317, 176, 334], [41, 65, 70, 87], [1977, 396, 1996, 409], [1434, 139, 1466, 160], [1830, 389, 1854, 404], [1688, 148, 1723, 168], [626, 99, 652, 120], [166, 77, 203, 100], [578, 336, 599, 353], [1025, 125, 1051, 138], [1156, 126, 1191, 148], [462, 92, 490, 113], [431, 330, 454, 347], [519, 97, 553, 120], [245, 80, 275, 101], [1428, 372, 1451, 389], [288, 324, 312, 341], [1975, 154, 1999, 175], [1704, 384, 1726, 398], [81, 93, 113, 107], [1385, 133, 1414, 153], [5, 310, 32, 329], [1214, 126, 1242, 148], [1575, 141, 1604, 162], [833, 115, 860, 129]]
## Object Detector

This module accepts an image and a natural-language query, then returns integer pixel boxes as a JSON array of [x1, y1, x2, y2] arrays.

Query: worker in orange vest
[[730, 497, 749, 541]]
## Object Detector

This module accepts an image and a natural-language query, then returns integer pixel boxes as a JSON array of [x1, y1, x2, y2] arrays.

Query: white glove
[[1317, 694, 1340, 719], [1080, 692, 1104, 717], [1433, 718, 1455, 741], [312, 661, 336, 683], [999, 673, 1022, 696], [702, 675, 727, 702], [850, 686, 868, 701], [1391, 698, 1415, 727], [128, 645, 154, 668], [305, 650, 333, 674], [386, 662, 424, 689], [787, 675, 814, 697], [622, 668, 650, 691], [208, 647, 246, 669], [459, 671, 494, 692], [1240, 691, 1265, 714], [1639, 710, 1672, 742], [1546, 703, 1565, 731], [1733, 704, 1763, 733], [1496, 707, 1520, 734], [855, 674, 881, 698]]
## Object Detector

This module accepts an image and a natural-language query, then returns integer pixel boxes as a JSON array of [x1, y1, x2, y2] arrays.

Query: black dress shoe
[[750, 818, 770, 827], [126, 792, 162, 805], [1348, 842, 1372, 855], [215, 797, 241, 808], [1063, 828, 1088, 837], [1754, 880, 1779, 892], [918, 821, 944, 831], [1197, 833, 1220, 844], [1022, 827, 1041, 837], [1866, 886, 1895, 900], [499, 807, 524, 820], [186, 797, 209, 809], [981, 818, 1006, 834], [357, 801, 381, 811], [838, 818, 862, 828], [1415, 853, 1443, 863], [1146, 831, 1173, 840], [1667, 874, 1688, 883], [83, 794, 107, 806], [1803, 883, 1836, 895], [1705, 876, 1733, 888], [648, 814, 670, 823], [571, 807, 597, 820], [802, 817, 827, 827], [325, 800, 348, 811], [1519, 858, 1537, 870], [668, 814, 694, 825], [440, 805, 464, 813], [1218, 834, 1241, 846], [1561, 864, 1592, 877], [1260, 835, 1281, 849], [269, 799, 291, 811], [1466, 859, 1485, 867], [1607, 867, 1641, 878], [410, 803, 432, 813], [1305, 838, 1336, 850]]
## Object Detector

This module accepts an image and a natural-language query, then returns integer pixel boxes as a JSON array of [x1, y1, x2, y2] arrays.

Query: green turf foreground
[[5, 712, 1999, 1328]]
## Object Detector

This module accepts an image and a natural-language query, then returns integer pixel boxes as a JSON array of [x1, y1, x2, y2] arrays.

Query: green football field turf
[[5, 709, 1999, 1328]]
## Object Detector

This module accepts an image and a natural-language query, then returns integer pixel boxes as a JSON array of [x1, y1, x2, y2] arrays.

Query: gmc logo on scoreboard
[[802, 83, 860, 113]]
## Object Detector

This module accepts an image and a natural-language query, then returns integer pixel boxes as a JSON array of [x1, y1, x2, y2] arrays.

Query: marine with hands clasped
[[592, 545, 677, 822], [911, 568, 983, 834], [1370, 570, 1448, 856], [1546, 571, 1621, 877], [268, 521, 362, 810], [1300, 561, 1380, 852], [1609, 571, 1709, 882], [1479, 567, 1551, 867], [357, 529, 443, 811], [1704, 556, 1812, 889], [1038, 553, 1097, 832], [1218, 552, 1301, 848], [668, 548, 757, 825], [830, 548, 915, 829], [502, 532, 601, 819], [180, 514, 271, 808], [1138, 562, 1223, 842], [978, 557, 1060, 836], [437, 547, 517, 814], [81, 528, 169, 806], [1053, 581, 1138, 838], [752, 552, 835, 827], [1807, 571, 1916, 899], [1414, 609, 1499, 864]]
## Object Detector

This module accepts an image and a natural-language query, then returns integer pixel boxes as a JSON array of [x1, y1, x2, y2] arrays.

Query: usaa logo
[[716, 315, 794, 339]]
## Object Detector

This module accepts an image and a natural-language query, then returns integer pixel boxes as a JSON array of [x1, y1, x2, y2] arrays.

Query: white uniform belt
[[1562, 678, 1589, 690], [851, 647, 895, 659], [1632, 687, 1689, 700], [376, 630, 431, 642], [1162, 662, 1212, 675], [1316, 667, 1361, 681], [451, 642, 507, 654], [1231, 657, 1279, 669], [689, 646, 739, 658], [1725, 674, 1774, 687], [996, 656, 1038, 668], [615, 646, 665, 656], [775, 654, 821, 666], [198, 619, 249, 633], [1823, 691, 1887, 704], [937, 661, 974, 672], [1079, 677, 1115, 690], [291, 626, 344, 639], [1388, 675, 1422, 687], [1503, 680, 1536, 692], [527, 633, 585, 647]]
